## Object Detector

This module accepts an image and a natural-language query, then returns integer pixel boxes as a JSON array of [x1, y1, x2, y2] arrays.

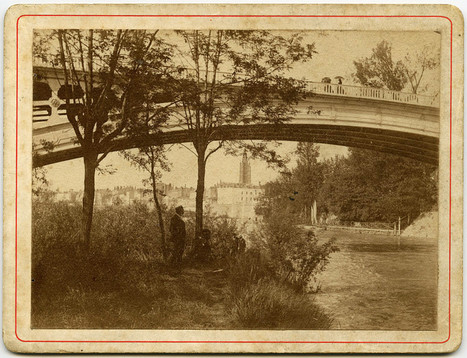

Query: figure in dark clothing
[[230, 234, 246, 257], [169, 206, 186, 270], [192, 228, 212, 263], [198, 228, 212, 262], [321, 76, 332, 93], [235, 235, 246, 255], [335, 76, 344, 94]]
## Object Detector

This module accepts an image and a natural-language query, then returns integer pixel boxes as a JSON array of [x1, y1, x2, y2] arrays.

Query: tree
[[293, 143, 323, 222], [259, 142, 324, 223], [122, 145, 170, 260], [34, 30, 173, 250], [353, 40, 439, 95], [353, 40, 407, 91], [318, 148, 438, 223], [404, 45, 439, 94], [164, 30, 316, 238], [32, 141, 54, 197], [346, 40, 439, 224]]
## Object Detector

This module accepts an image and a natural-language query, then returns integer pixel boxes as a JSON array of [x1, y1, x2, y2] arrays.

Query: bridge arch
[[34, 123, 438, 167], [32, 66, 439, 167]]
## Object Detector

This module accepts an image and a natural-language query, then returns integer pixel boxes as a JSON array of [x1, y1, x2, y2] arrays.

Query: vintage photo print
[[3, 3, 463, 354]]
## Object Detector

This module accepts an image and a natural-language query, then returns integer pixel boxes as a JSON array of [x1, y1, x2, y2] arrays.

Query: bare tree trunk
[[151, 170, 166, 260], [82, 151, 97, 252], [195, 147, 206, 239]]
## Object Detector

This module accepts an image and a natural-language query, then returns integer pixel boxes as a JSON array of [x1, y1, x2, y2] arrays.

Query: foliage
[[319, 148, 438, 223], [34, 29, 174, 248], [261, 140, 437, 225], [403, 45, 440, 94], [91, 201, 161, 260], [32, 141, 55, 196], [252, 148, 340, 292], [32, 198, 162, 298], [253, 210, 339, 292], [345, 40, 439, 223], [203, 214, 242, 262], [122, 146, 171, 259], [227, 244, 333, 329], [353, 39, 439, 94], [32, 198, 82, 269], [258, 142, 324, 221], [32, 165, 50, 197], [353, 40, 407, 91], [32, 196, 332, 330], [160, 30, 317, 237], [230, 278, 332, 329]]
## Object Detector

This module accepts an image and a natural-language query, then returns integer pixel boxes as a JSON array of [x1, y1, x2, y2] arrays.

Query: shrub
[[227, 248, 273, 293], [251, 210, 339, 292], [32, 194, 335, 330], [231, 278, 332, 329], [204, 215, 242, 262], [92, 201, 161, 262], [32, 198, 164, 294], [32, 198, 82, 290], [227, 248, 333, 329]]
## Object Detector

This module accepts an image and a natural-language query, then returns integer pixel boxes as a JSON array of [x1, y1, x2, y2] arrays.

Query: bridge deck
[[31, 66, 440, 166]]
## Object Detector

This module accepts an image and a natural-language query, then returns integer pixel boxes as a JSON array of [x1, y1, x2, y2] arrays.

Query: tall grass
[[231, 278, 332, 329], [227, 249, 333, 329], [32, 196, 334, 330], [225, 209, 337, 329]]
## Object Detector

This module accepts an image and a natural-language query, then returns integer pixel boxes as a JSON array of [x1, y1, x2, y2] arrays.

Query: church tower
[[239, 151, 251, 185]]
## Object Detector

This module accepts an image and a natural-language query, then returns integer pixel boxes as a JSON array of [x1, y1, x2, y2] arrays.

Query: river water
[[313, 229, 437, 330]]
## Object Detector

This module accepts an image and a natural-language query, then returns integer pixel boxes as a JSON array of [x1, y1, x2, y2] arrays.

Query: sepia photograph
[[3, 3, 463, 354], [31, 28, 440, 331]]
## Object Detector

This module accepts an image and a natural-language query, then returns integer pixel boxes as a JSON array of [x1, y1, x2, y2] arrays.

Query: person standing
[[169, 205, 186, 271], [336, 76, 344, 94]]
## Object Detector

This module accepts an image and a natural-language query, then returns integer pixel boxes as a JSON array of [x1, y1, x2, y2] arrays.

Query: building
[[160, 184, 197, 212], [210, 153, 264, 222], [239, 151, 251, 185], [51, 154, 264, 224], [212, 182, 263, 222]]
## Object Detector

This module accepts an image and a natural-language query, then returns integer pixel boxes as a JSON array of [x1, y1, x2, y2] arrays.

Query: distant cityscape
[[55, 153, 264, 222]]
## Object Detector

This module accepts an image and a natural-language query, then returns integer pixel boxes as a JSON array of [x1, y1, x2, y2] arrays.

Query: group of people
[[167, 205, 213, 271], [321, 76, 345, 94], [167, 205, 247, 272], [321, 76, 344, 85]]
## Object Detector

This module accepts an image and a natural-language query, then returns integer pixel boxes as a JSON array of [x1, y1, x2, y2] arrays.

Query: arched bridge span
[[34, 123, 438, 167], [32, 66, 439, 167]]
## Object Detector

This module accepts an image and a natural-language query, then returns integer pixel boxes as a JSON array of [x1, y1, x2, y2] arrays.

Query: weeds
[[231, 278, 332, 329], [32, 196, 334, 329]]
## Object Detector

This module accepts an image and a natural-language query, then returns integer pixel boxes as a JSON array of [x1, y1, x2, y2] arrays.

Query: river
[[313, 229, 437, 330]]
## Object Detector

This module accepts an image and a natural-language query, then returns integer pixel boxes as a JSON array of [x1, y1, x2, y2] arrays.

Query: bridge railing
[[165, 68, 439, 108], [305, 81, 439, 108]]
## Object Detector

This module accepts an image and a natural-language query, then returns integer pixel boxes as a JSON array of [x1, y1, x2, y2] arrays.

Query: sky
[[44, 142, 348, 191], [40, 29, 441, 191]]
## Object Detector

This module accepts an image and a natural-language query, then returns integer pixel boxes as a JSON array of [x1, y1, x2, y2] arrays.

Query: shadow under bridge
[[33, 123, 439, 167]]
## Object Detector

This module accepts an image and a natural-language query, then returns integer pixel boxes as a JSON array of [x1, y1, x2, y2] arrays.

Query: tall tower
[[239, 151, 251, 185]]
